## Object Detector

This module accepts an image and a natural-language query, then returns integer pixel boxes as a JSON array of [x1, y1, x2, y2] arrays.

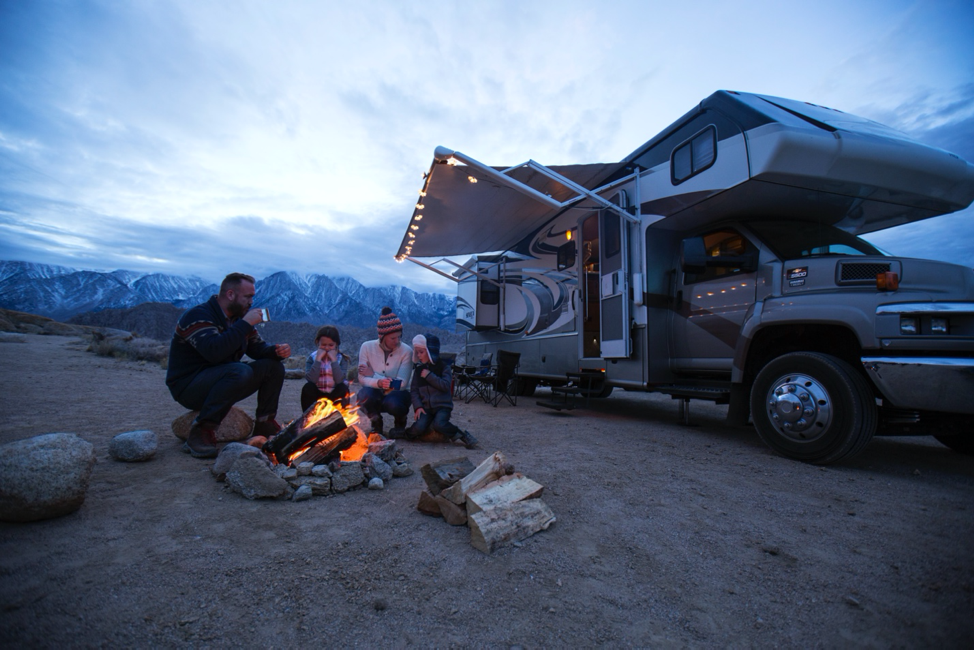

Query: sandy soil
[[1, 334, 972, 648]]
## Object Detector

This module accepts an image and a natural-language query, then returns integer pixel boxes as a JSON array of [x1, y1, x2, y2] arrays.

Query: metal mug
[[259, 308, 270, 322]]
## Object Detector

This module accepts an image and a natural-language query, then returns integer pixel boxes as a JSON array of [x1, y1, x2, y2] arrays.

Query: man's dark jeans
[[174, 359, 285, 427], [356, 386, 411, 421]]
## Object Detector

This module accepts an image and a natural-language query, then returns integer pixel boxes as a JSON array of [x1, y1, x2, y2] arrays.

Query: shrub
[[88, 335, 168, 363]]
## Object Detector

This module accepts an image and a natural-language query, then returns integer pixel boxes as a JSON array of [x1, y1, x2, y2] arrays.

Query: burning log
[[263, 406, 347, 465], [290, 426, 357, 467]]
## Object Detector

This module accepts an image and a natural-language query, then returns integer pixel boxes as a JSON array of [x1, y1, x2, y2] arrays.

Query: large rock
[[109, 430, 158, 462], [171, 407, 254, 443], [211, 442, 271, 479], [224, 456, 290, 500], [0, 433, 97, 522], [362, 453, 393, 482]]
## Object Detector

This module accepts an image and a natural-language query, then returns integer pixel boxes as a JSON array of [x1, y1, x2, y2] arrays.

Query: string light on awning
[[413, 214, 423, 221], [410, 225, 419, 231], [415, 203, 425, 210], [467, 175, 477, 183], [418, 190, 427, 197]]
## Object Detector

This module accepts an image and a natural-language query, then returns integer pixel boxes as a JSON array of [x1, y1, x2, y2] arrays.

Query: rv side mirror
[[680, 237, 709, 274]]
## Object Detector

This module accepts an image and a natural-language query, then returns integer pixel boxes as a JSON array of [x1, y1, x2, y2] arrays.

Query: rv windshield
[[747, 221, 885, 260]]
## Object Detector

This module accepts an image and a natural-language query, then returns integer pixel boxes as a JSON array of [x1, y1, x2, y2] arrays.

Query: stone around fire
[[211, 443, 270, 479], [109, 429, 157, 462], [225, 456, 290, 500], [0, 433, 96, 522]]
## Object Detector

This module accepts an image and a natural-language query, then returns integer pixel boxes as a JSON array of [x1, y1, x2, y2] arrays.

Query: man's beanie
[[377, 306, 403, 337], [424, 332, 441, 364]]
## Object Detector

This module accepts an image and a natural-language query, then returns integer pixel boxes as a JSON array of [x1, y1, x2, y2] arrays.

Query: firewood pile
[[416, 452, 556, 554]]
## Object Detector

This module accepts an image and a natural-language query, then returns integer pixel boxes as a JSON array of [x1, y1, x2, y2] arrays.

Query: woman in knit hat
[[355, 307, 413, 434], [401, 333, 478, 449]]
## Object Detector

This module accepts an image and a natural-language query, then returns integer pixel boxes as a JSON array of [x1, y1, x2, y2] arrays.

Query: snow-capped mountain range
[[0, 261, 456, 329]]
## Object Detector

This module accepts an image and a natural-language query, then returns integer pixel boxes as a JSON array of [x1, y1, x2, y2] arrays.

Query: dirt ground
[[1, 334, 972, 648]]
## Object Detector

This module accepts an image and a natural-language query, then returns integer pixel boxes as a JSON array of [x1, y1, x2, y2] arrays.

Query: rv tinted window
[[684, 229, 753, 284], [480, 278, 499, 305], [671, 126, 717, 184], [746, 221, 884, 260]]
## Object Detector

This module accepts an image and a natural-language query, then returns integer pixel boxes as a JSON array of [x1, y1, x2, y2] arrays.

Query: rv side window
[[480, 278, 499, 305], [684, 228, 753, 284], [671, 126, 717, 184]]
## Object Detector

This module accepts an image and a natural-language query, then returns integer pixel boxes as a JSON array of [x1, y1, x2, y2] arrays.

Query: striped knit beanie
[[377, 306, 403, 337]]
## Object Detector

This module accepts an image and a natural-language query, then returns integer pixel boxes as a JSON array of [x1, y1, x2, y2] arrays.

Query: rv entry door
[[599, 207, 630, 358]]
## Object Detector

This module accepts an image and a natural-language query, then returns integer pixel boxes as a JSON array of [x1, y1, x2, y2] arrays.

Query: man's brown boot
[[183, 422, 218, 458]]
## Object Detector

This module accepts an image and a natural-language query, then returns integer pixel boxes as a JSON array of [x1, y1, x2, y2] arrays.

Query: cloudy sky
[[1, 0, 972, 294]]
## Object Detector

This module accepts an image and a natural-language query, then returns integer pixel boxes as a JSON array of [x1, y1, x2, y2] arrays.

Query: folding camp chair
[[489, 350, 521, 407], [456, 352, 492, 402], [463, 352, 495, 404]]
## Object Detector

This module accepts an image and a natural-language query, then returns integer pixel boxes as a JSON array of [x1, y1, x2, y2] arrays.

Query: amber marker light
[[876, 271, 899, 291]]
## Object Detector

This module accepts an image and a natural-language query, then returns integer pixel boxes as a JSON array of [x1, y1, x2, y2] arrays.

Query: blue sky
[[1, 0, 972, 294]]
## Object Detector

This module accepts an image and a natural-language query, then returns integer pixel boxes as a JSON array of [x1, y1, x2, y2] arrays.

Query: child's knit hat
[[377, 306, 402, 337], [412, 334, 427, 363]]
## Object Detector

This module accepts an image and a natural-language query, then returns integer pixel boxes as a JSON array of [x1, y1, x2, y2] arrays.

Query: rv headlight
[[899, 316, 919, 335], [931, 317, 949, 334]]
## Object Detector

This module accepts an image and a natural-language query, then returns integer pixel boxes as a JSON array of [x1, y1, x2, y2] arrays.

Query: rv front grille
[[838, 261, 891, 285]]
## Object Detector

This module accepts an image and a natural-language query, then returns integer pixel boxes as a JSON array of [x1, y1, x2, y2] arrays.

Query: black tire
[[750, 352, 877, 465], [581, 383, 614, 399], [934, 435, 974, 455]]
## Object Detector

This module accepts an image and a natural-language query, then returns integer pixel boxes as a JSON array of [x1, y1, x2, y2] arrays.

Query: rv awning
[[396, 160, 614, 259]]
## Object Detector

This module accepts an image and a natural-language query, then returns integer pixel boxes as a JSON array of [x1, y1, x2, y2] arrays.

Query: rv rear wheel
[[580, 383, 614, 399], [750, 352, 876, 465]]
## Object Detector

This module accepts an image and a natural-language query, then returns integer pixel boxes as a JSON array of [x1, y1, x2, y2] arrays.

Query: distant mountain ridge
[[0, 260, 456, 330]]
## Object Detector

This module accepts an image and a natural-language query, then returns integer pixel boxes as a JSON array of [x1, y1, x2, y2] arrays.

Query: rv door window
[[671, 126, 717, 184]]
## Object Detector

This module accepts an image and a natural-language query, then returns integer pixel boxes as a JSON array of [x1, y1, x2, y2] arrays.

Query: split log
[[420, 457, 475, 496], [416, 490, 442, 517], [290, 426, 357, 467], [440, 452, 512, 505], [434, 495, 468, 526], [468, 499, 556, 554], [264, 409, 347, 465], [466, 473, 544, 515]]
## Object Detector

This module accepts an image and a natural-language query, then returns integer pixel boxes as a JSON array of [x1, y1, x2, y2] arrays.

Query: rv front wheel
[[750, 352, 876, 465]]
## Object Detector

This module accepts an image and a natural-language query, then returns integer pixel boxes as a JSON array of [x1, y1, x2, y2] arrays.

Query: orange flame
[[288, 397, 370, 463]]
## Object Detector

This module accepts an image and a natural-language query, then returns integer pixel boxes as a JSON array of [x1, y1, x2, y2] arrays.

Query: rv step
[[549, 387, 582, 396], [658, 386, 731, 404], [536, 399, 575, 411]]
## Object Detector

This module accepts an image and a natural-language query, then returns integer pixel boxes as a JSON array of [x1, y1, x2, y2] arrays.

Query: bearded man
[[166, 272, 291, 458]]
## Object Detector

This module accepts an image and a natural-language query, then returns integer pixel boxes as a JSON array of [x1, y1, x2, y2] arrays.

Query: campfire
[[263, 398, 373, 467]]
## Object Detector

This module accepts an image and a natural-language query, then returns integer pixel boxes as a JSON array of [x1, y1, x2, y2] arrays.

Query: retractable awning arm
[[434, 146, 639, 225]]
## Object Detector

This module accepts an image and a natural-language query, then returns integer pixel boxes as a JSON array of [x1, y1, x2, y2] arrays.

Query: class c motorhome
[[396, 91, 974, 465]]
